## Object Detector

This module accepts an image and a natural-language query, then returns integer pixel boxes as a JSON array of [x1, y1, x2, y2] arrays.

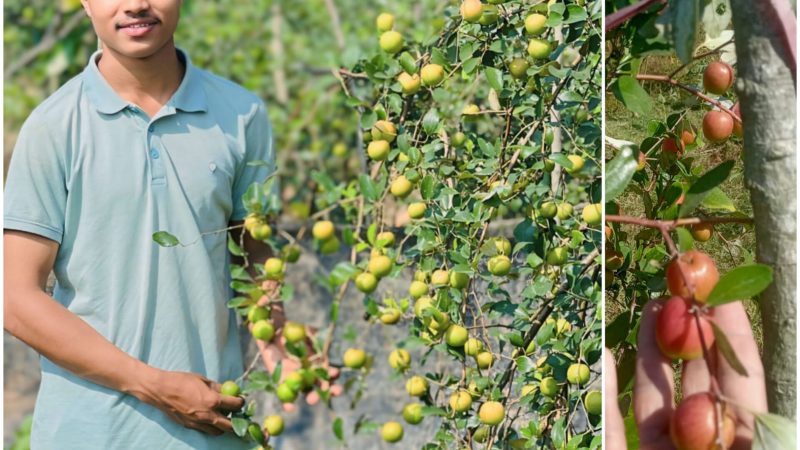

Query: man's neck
[[96, 41, 185, 113]]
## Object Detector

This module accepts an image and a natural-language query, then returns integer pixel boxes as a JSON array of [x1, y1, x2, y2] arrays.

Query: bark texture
[[730, 0, 797, 418]]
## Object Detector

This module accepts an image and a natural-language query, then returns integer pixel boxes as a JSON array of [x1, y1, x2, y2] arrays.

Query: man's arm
[[4, 230, 243, 435]]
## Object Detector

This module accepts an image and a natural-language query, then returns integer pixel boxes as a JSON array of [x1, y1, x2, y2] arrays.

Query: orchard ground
[[605, 52, 763, 385]]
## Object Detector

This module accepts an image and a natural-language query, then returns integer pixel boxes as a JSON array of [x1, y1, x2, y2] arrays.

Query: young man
[[4, 1, 297, 448]]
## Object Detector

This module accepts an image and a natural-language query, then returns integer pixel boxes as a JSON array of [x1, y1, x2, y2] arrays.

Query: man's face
[[81, 0, 182, 59]]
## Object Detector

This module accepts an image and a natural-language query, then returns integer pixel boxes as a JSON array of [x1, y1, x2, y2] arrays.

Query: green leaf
[[367, 223, 377, 245], [753, 412, 797, 450], [549, 152, 573, 170], [359, 174, 378, 202], [232, 417, 249, 437], [605, 313, 631, 349], [672, 0, 700, 63], [710, 320, 748, 376], [706, 264, 774, 306], [153, 231, 180, 247], [420, 175, 435, 200], [701, 187, 737, 212], [613, 76, 652, 116], [680, 160, 734, 217], [605, 146, 639, 201], [484, 67, 504, 92], [332, 417, 344, 441], [675, 227, 694, 253], [399, 52, 417, 74], [330, 262, 360, 286], [422, 108, 440, 135], [228, 234, 244, 257]]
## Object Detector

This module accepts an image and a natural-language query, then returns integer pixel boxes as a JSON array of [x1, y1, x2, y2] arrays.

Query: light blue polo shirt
[[4, 48, 276, 449]]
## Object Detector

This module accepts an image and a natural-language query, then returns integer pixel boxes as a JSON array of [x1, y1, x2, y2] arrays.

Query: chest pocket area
[[158, 122, 238, 226]]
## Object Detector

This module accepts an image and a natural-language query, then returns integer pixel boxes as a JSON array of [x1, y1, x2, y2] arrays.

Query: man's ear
[[80, 0, 91, 18]]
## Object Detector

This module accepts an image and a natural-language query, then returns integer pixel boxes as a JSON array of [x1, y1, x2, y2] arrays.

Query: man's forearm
[[4, 288, 160, 402]]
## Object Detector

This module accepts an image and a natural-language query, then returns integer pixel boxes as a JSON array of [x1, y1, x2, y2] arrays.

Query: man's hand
[[133, 370, 245, 436]]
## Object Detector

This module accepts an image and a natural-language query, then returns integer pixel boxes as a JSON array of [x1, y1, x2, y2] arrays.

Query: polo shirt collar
[[83, 48, 208, 115]]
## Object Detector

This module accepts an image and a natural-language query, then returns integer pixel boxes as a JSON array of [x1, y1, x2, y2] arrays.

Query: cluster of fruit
[[654, 250, 736, 450]]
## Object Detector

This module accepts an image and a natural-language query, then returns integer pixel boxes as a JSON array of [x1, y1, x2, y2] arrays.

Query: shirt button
[[150, 150, 159, 159]]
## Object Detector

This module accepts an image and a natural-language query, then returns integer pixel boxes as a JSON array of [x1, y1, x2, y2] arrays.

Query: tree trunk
[[730, 0, 797, 418]]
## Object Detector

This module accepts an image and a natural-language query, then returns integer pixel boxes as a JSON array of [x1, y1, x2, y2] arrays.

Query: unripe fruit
[[381, 421, 404, 443], [420, 64, 445, 87], [367, 140, 390, 161], [665, 250, 719, 303], [565, 154, 585, 174], [406, 376, 428, 397], [478, 401, 505, 425], [488, 255, 512, 275], [546, 247, 568, 266], [263, 415, 284, 436], [702, 110, 734, 143], [380, 308, 401, 325], [450, 390, 473, 413], [539, 202, 558, 218], [670, 393, 736, 450], [427, 313, 450, 335], [582, 203, 601, 225], [543, 158, 555, 172], [376, 13, 395, 32], [413, 296, 434, 318], [473, 426, 490, 443], [379, 31, 404, 54], [527, 39, 551, 59], [402, 403, 424, 424], [343, 348, 367, 369], [355, 272, 379, 294], [282, 321, 306, 344], [248, 305, 270, 323], [397, 72, 421, 95], [282, 244, 301, 263], [276, 383, 298, 403], [462, 103, 480, 117], [220, 380, 241, 397], [312, 220, 335, 241], [467, 380, 483, 398], [566, 363, 590, 385], [252, 320, 275, 342], [584, 390, 601, 415], [430, 269, 450, 286], [368, 255, 393, 278], [703, 61, 735, 95], [477, 4, 498, 25], [540, 377, 558, 397], [377, 231, 396, 246], [319, 236, 340, 254], [691, 223, 713, 242], [475, 351, 494, 369], [390, 175, 414, 198], [389, 349, 412, 371], [451, 131, 467, 147], [250, 223, 272, 241], [464, 338, 483, 356], [372, 120, 398, 142], [508, 58, 530, 79], [264, 257, 284, 280], [408, 202, 427, 219], [525, 13, 547, 36], [445, 324, 469, 347], [284, 371, 304, 392], [656, 296, 715, 360], [409, 280, 428, 298], [493, 237, 512, 255], [460, 0, 483, 23], [449, 271, 470, 289], [244, 213, 262, 231]]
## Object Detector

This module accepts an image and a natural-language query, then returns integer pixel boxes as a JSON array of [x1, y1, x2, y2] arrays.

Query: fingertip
[[329, 384, 343, 397]]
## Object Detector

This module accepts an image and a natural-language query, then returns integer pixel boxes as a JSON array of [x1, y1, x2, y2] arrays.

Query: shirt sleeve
[[4, 116, 68, 244], [230, 101, 279, 221]]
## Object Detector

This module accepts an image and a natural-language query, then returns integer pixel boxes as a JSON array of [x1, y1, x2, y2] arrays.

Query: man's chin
[[102, 40, 170, 60]]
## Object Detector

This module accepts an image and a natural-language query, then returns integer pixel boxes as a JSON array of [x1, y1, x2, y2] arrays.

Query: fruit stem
[[605, 215, 754, 229], [605, 0, 667, 32]]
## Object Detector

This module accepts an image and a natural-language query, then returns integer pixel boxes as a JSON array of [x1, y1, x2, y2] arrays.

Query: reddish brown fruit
[[665, 250, 719, 303], [680, 129, 696, 145], [702, 111, 734, 143], [670, 392, 736, 450], [731, 103, 743, 137], [662, 137, 684, 155], [656, 296, 715, 360], [690, 223, 713, 242], [703, 61, 735, 95]]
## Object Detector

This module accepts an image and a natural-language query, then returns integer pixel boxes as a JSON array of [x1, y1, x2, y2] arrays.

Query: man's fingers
[[329, 384, 343, 397], [681, 357, 711, 397], [327, 366, 340, 380], [209, 414, 235, 434], [216, 394, 245, 413], [604, 348, 627, 450], [635, 299, 676, 444], [282, 402, 297, 413]]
